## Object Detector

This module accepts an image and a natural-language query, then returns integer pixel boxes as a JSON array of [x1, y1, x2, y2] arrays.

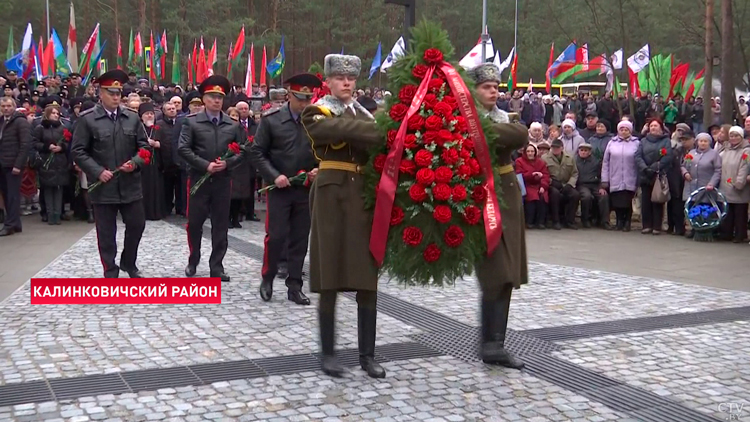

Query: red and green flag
[[171, 34, 180, 84], [507, 51, 518, 91], [116, 32, 123, 69], [228, 26, 246, 80]]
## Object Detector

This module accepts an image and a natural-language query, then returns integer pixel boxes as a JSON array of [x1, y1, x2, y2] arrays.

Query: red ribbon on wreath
[[369, 61, 502, 266]]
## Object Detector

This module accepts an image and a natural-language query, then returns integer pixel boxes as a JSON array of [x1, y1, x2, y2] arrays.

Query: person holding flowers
[[178, 75, 249, 283], [71, 69, 150, 279], [635, 118, 673, 235], [681, 133, 722, 238], [32, 96, 71, 225], [469, 63, 531, 369], [301, 54, 385, 379], [718, 126, 750, 243]]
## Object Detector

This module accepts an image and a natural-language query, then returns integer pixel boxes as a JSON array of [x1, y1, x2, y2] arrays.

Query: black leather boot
[[358, 308, 386, 378], [480, 294, 524, 369], [319, 310, 344, 377]]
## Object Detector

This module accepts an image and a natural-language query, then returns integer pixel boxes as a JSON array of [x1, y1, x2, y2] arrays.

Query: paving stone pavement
[[0, 219, 748, 421]]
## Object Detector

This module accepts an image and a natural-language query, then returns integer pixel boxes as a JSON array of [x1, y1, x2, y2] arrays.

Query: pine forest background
[[0, 0, 748, 90]]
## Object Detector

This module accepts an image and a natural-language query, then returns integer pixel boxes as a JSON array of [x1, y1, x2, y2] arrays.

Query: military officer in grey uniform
[[249, 73, 321, 306], [178, 75, 248, 282], [71, 69, 150, 278]]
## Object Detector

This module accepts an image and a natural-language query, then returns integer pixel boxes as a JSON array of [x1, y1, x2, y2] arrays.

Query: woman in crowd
[[528, 122, 545, 146], [602, 121, 640, 231], [546, 125, 560, 144], [515, 144, 550, 229], [225, 107, 252, 228], [635, 119, 673, 235], [718, 126, 750, 243], [138, 103, 167, 221], [588, 120, 612, 160], [32, 99, 70, 225], [681, 133, 722, 238], [666, 130, 694, 235]]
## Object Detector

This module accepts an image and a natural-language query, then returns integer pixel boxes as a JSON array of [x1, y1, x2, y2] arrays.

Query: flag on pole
[[260, 45, 267, 86], [244, 50, 253, 95], [37, 36, 46, 77], [153, 31, 164, 80], [266, 36, 285, 80], [190, 40, 197, 84], [228, 26, 246, 80], [171, 34, 180, 84], [51, 29, 71, 76], [149, 31, 156, 82], [380, 36, 405, 73], [207, 38, 217, 76], [126, 28, 134, 72], [160, 30, 168, 79], [116, 32, 123, 69], [545, 43, 554, 94], [44, 36, 56, 77], [627, 44, 650, 74], [67, 2, 78, 72], [20, 23, 33, 80], [459, 35, 495, 70], [196, 37, 207, 83], [6, 26, 14, 61], [497, 47, 514, 75], [78, 23, 99, 75], [369, 41, 382, 80], [507, 51, 518, 92], [82, 40, 106, 85]]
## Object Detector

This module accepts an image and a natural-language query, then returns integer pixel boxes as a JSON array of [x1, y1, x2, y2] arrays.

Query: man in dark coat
[[249, 73, 321, 306], [235, 101, 260, 223], [156, 101, 180, 215], [575, 143, 610, 229], [71, 70, 150, 278], [0, 96, 32, 236], [178, 75, 248, 282]]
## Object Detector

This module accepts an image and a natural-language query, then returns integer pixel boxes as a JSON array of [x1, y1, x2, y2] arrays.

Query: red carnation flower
[[454, 116, 468, 132], [435, 166, 453, 183], [398, 85, 418, 105], [433, 205, 452, 223], [423, 93, 438, 110], [425, 115, 444, 131], [727, 177, 733, 184], [412, 64, 429, 79], [463, 205, 481, 225], [443, 225, 465, 248], [228, 142, 242, 156], [373, 154, 387, 172], [452, 185, 467, 202], [409, 184, 428, 202], [389, 103, 409, 122], [462, 138, 475, 151], [457, 164, 472, 179], [414, 149, 434, 168], [400, 159, 416, 175], [467, 158, 480, 175], [153, 125, 160, 131], [402, 226, 424, 246], [441, 148, 460, 165], [137, 148, 152, 165], [404, 134, 418, 149], [423, 243, 441, 263], [63, 129, 72, 142], [433, 102, 453, 118], [423, 48, 444, 64], [390, 206, 405, 226], [432, 183, 452, 201], [416, 168, 435, 186], [428, 78, 445, 93], [459, 148, 472, 160], [422, 130, 439, 145], [471, 185, 487, 204], [660, 148, 667, 156], [407, 114, 425, 132], [387, 130, 398, 148], [436, 129, 453, 147], [443, 95, 458, 110]]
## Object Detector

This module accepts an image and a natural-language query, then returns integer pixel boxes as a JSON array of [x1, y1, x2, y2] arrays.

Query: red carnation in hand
[[443, 95, 458, 110], [400, 159, 416, 175], [414, 149, 434, 167], [228, 142, 242, 155], [441, 148, 460, 165], [389, 103, 409, 122], [432, 183, 452, 201], [390, 206, 405, 226], [433, 205, 452, 223], [387, 130, 398, 148], [407, 114, 425, 132], [457, 164, 472, 179], [472, 185, 487, 204], [452, 185, 467, 201], [425, 115, 444, 131], [247, 135, 255, 143], [443, 225, 465, 248], [467, 158, 480, 175], [373, 154, 387, 172], [428, 78, 445, 93], [402, 226, 424, 246], [398, 85, 418, 105], [409, 183, 428, 202], [423, 93, 438, 110], [423, 243, 441, 263], [433, 102, 453, 118], [660, 147, 667, 156], [137, 148, 152, 165], [727, 177, 733, 184], [422, 130, 439, 145], [436, 129, 453, 147], [463, 205, 482, 225], [435, 166, 453, 183], [412, 64, 429, 79], [63, 129, 72, 142], [404, 134, 418, 149], [423, 48, 444, 64], [416, 168, 435, 186]]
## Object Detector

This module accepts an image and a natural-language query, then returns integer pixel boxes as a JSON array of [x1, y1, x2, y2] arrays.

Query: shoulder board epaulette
[[186, 112, 199, 118], [262, 108, 281, 118], [120, 107, 137, 117], [79, 108, 96, 116]]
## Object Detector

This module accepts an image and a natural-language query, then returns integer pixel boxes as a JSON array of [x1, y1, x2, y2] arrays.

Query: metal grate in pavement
[[0, 380, 54, 407], [121, 366, 201, 391], [188, 359, 265, 384], [255, 354, 321, 376], [412, 328, 560, 363], [48, 373, 131, 400]]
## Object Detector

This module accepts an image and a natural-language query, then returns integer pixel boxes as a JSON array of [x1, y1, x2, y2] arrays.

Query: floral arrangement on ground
[[363, 20, 502, 287]]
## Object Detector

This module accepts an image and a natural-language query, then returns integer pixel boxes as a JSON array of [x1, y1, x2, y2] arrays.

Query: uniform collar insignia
[[315, 95, 374, 121]]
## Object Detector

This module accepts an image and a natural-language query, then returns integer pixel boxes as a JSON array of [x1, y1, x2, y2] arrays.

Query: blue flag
[[4, 51, 24, 74], [83, 40, 106, 85], [369, 42, 382, 80], [266, 36, 285, 80], [51, 29, 72, 76]]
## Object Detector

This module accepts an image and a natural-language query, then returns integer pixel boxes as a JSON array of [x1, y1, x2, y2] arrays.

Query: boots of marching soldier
[[358, 307, 386, 378], [480, 288, 524, 369], [319, 308, 345, 378], [286, 278, 310, 305]]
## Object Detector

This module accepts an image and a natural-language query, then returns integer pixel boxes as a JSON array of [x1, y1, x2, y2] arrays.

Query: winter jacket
[[681, 147, 722, 200], [718, 139, 750, 204], [32, 120, 71, 187], [542, 151, 578, 188], [635, 133, 673, 186], [0, 111, 31, 170], [602, 136, 640, 193], [515, 155, 550, 202]]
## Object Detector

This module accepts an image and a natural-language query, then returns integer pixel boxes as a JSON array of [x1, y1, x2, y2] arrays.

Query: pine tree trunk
[[720, 0, 734, 124], [703, 0, 714, 128]]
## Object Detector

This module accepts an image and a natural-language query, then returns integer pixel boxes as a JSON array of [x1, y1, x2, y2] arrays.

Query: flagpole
[[514, 0, 518, 51], [46, 0, 51, 41], [481, 0, 488, 62]]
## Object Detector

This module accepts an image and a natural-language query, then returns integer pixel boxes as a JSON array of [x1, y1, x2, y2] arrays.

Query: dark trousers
[[244, 176, 257, 218], [0, 167, 22, 230], [229, 199, 243, 225], [667, 198, 686, 234], [578, 185, 610, 225], [186, 176, 231, 275], [640, 184, 665, 231], [548, 184, 580, 224], [163, 169, 182, 215], [178, 170, 189, 216], [43, 186, 63, 218], [523, 200, 546, 226], [614, 208, 633, 228], [262, 186, 311, 288], [721, 203, 749, 241], [93, 200, 145, 278]]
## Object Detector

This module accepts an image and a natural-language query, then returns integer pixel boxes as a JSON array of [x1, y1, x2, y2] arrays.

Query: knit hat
[[617, 120, 633, 132], [676, 123, 691, 133], [562, 119, 576, 129], [529, 122, 543, 131], [729, 126, 744, 138], [695, 133, 712, 143]]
